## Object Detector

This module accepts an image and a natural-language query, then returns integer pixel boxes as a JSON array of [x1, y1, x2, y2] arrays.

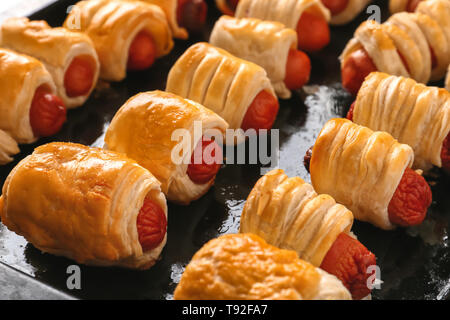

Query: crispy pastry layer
[[330, 0, 371, 25], [0, 17, 100, 109], [353, 72, 450, 171], [142, 0, 188, 39], [0, 130, 19, 165], [173, 233, 351, 300], [0, 142, 167, 269], [166, 42, 275, 135], [63, 0, 173, 81], [240, 169, 353, 267], [0, 48, 56, 144], [310, 118, 414, 230], [235, 0, 330, 30], [342, 0, 450, 83], [104, 90, 228, 205], [210, 16, 297, 99]]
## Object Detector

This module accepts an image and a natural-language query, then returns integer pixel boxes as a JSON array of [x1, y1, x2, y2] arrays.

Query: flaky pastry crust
[[0, 130, 19, 165], [173, 233, 351, 300], [104, 90, 228, 205], [210, 16, 297, 99], [63, 0, 173, 81], [0, 142, 167, 269], [330, 0, 371, 25], [310, 118, 414, 230]]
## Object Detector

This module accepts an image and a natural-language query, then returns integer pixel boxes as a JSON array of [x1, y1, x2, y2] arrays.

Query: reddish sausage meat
[[241, 90, 280, 132], [284, 49, 311, 91], [407, 0, 423, 12], [136, 198, 167, 251], [187, 137, 223, 184], [321, 0, 349, 15], [320, 233, 376, 300], [64, 55, 96, 97], [297, 12, 330, 52], [127, 31, 157, 71], [177, 0, 207, 32], [29, 85, 67, 137]]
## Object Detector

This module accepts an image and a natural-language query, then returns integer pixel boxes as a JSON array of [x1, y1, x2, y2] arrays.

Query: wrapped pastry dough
[[210, 16, 297, 99], [104, 90, 228, 205], [64, 0, 173, 81], [0, 142, 167, 269], [342, 0, 450, 83], [329, 0, 372, 25], [0, 17, 100, 109], [235, 0, 330, 31], [0, 130, 19, 165], [240, 169, 353, 267], [310, 118, 414, 230], [0, 48, 57, 144], [352, 72, 450, 171], [166, 42, 276, 134], [173, 233, 351, 300], [141, 0, 188, 39]]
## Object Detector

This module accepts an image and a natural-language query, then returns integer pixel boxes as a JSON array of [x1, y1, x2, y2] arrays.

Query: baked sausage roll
[[348, 72, 450, 172], [0, 142, 168, 269], [310, 118, 418, 230], [240, 169, 376, 300], [166, 42, 278, 139], [64, 0, 173, 82], [235, 0, 331, 52], [0, 48, 66, 144], [210, 16, 310, 99], [0, 130, 19, 165], [340, 0, 450, 95], [174, 233, 352, 300], [104, 90, 228, 205], [323, 0, 372, 25], [142, 0, 188, 39], [0, 17, 100, 109]]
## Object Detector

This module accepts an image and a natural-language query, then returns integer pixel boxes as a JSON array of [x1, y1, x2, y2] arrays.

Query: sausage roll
[[324, 0, 372, 25], [0, 142, 167, 269], [349, 72, 450, 172], [166, 42, 278, 140], [64, 0, 173, 82], [174, 233, 352, 300], [0, 17, 100, 109], [0, 48, 65, 144], [310, 118, 417, 230], [235, 0, 331, 52], [210, 16, 304, 99], [104, 90, 228, 205], [340, 0, 450, 95], [0, 130, 19, 165], [240, 169, 376, 300]]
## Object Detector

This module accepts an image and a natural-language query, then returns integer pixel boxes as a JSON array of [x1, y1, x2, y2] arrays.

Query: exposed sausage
[[284, 49, 311, 91], [177, 0, 207, 32], [321, 0, 349, 15], [320, 233, 377, 300], [127, 31, 157, 71], [296, 11, 330, 52], [136, 198, 167, 251], [64, 55, 96, 98], [341, 48, 377, 96], [388, 168, 432, 226], [187, 137, 223, 184], [241, 90, 280, 132], [29, 85, 67, 137]]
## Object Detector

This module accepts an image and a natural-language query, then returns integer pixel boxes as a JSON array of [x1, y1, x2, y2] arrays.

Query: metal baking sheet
[[0, 0, 449, 300]]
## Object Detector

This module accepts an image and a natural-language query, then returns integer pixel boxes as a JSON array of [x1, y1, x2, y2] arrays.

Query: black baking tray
[[0, 0, 449, 300]]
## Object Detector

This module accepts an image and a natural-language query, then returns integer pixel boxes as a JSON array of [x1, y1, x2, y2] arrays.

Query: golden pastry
[[0, 130, 19, 165], [0, 142, 167, 269], [173, 233, 351, 300]]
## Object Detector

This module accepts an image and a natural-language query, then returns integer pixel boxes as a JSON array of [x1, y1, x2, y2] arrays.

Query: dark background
[[0, 0, 449, 300]]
